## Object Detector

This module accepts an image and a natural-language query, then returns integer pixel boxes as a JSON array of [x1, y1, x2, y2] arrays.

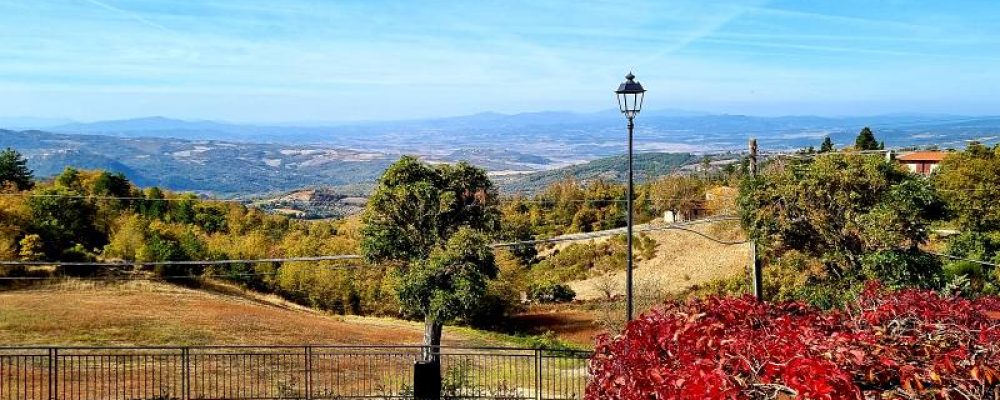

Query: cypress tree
[[855, 127, 880, 151]]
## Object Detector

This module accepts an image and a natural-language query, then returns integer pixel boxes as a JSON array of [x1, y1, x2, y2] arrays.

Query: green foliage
[[933, 143, 1000, 297], [528, 234, 656, 284], [740, 153, 944, 301], [361, 156, 499, 264], [140, 187, 169, 219], [360, 156, 503, 350], [934, 142, 1000, 231], [526, 281, 576, 303], [946, 231, 1000, 265], [501, 178, 634, 239], [819, 137, 834, 153], [396, 228, 497, 324], [92, 171, 132, 198], [860, 249, 941, 289], [27, 186, 102, 258], [854, 126, 880, 150], [0, 148, 33, 190]]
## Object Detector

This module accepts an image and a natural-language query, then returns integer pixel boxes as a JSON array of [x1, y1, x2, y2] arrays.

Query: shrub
[[527, 281, 575, 303], [588, 282, 1000, 399]]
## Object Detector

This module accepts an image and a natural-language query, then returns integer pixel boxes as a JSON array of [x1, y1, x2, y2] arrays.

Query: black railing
[[0, 346, 591, 400]]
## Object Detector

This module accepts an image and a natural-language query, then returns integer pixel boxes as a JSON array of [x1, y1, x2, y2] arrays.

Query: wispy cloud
[[637, 0, 770, 66], [746, 6, 929, 32], [78, 0, 178, 36]]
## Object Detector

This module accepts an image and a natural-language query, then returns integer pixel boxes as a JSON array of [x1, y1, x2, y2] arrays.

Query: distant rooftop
[[897, 151, 948, 162]]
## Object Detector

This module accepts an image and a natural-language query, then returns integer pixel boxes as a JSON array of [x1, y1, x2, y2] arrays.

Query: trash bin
[[413, 359, 441, 400]]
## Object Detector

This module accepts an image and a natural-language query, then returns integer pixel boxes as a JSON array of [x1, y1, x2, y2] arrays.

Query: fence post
[[48, 348, 56, 400], [304, 346, 313, 400], [535, 349, 543, 400], [181, 347, 190, 400]]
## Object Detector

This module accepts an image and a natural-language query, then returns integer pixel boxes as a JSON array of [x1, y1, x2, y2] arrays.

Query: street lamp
[[615, 72, 645, 321]]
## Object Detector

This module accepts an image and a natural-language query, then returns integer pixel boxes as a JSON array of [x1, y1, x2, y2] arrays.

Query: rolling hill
[[495, 152, 698, 194]]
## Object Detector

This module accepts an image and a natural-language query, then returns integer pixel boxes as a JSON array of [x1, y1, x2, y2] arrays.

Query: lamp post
[[615, 72, 645, 321]]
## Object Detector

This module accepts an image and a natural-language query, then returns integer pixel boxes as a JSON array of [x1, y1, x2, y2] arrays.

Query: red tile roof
[[897, 151, 948, 162]]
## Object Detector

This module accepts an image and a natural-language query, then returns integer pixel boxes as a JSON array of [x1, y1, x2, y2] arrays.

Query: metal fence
[[0, 346, 591, 400]]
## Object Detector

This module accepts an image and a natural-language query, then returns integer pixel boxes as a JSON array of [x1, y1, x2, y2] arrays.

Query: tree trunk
[[422, 315, 443, 362]]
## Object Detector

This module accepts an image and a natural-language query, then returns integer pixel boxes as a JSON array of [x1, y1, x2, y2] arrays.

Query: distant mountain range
[[12, 111, 999, 155], [0, 110, 997, 196]]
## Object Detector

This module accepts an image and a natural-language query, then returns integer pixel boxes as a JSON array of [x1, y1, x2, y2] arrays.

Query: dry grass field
[[0, 280, 480, 346], [507, 220, 749, 346], [0, 281, 591, 399], [567, 220, 748, 300], [0, 221, 746, 350]]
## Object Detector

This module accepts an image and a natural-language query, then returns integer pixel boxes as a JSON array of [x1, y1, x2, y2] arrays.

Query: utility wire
[[928, 252, 1000, 268], [0, 192, 247, 203], [0, 191, 726, 205], [491, 216, 742, 247], [0, 217, 743, 267], [0, 255, 361, 267], [0, 266, 367, 281]]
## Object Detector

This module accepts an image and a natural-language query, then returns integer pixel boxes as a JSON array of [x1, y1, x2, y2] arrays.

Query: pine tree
[[819, 137, 834, 153], [855, 127, 880, 151], [0, 148, 34, 190]]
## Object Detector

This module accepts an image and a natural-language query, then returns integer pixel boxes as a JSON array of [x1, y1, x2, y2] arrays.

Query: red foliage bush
[[587, 283, 1000, 399]]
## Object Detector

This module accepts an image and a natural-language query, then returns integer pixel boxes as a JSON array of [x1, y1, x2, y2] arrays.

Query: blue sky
[[2, 0, 1000, 122]]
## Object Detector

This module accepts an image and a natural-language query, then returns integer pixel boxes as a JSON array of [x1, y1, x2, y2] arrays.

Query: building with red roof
[[896, 151, 948, 176]]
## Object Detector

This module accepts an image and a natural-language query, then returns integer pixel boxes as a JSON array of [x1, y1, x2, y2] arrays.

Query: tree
[[819, 137, 834, 153], [649, 175, 706, 220], [934, 142, 1000, 232], [739, 153, 943, 291], [0, 148, 33, 191], [396, 228, 497, 360], [54, 167, 83, 192], [140, 187, 168, 219], [854, 127, 880, 151], [360, 156, 500, 357], [27, 186, 101, 259]]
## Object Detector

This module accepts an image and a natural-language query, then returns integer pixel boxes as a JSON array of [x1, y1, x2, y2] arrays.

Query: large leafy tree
[[933, 143, 1000, 276], [0, 148, 33, 191], [27, 186, 101, 259], [361, 156, 500, 356], [740, 154, 943, 290], [934, 142, 1000, 232], [396, 228, 496, 359]]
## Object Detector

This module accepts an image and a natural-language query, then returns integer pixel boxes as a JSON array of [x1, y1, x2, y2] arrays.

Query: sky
[[2, 0, 1000, 123]]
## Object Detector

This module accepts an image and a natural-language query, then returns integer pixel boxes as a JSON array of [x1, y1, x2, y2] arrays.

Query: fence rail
[[0, 346, 590, 400]]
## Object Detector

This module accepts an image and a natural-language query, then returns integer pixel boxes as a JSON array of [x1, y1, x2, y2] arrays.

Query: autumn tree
[[0, 148, 33, 191], [360, 156, 500, 358], [649, 175, 706, 220]]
